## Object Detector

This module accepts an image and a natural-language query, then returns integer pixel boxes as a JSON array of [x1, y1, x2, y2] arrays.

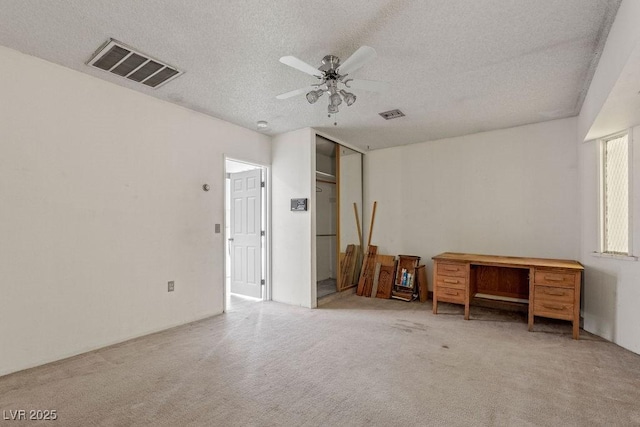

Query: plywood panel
[[357, 245, 378, 296], [376, 265, 395, 299], [339, 244, 357, 291], [376, 254, 395, 267], [416, 265, 428, 303]]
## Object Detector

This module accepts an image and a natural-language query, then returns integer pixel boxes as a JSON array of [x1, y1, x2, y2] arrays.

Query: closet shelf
[[316, 170, 336, 181]]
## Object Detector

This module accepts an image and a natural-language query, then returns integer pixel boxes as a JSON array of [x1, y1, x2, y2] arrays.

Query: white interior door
[[229, 169, 262, 298]]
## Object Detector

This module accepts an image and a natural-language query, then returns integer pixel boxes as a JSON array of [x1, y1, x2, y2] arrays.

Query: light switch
[[215, 223, 221, 233]]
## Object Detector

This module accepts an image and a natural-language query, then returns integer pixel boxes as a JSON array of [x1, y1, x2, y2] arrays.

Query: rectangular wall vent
[[379, 109, 405, 120], [87, 39, 183, 89]]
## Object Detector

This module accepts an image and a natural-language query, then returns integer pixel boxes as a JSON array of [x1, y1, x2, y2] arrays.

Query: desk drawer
[[435, 275, 466, 290], [534, 269, 577, 288], [534, 285, 574, 304], [533, 299, 574, 320], [436, 286, 465, 303], [436, 262, 467, 277]]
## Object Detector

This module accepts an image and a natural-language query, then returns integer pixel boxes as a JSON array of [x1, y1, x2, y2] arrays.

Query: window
[[600, 131, 631, 255]]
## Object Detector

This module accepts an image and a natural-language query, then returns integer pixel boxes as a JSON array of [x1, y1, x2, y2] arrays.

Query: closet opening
[[316, 135, 363, 305]]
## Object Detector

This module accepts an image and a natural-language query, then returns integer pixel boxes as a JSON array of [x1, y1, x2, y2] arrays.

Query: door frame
[[223, 156, 271, 312]]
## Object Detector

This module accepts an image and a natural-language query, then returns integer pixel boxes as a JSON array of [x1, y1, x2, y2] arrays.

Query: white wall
[[577, 0, 640, 354], [0, 46, 271, 376], [271, 128, 315, 307], [364, 118, 580, 281], [579, 127, 640, 353]]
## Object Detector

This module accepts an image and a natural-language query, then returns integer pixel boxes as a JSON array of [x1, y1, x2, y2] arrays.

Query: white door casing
[[229, 169, 263, 298]]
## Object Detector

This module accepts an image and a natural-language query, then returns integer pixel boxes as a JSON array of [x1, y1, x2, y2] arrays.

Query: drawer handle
[[443, 279, 459, 284], [543, 289, 566, 296], [544, 275, 565, 282], [542, 303, 565, 311], [443, 266, 459, 271], [444, 290, 459, 295]]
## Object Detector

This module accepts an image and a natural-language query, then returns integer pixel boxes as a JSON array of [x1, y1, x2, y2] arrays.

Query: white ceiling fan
[[276, 46, 390, 116]]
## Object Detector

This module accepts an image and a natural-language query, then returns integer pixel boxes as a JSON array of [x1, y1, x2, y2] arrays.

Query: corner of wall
[[578, 0, 640, 141]]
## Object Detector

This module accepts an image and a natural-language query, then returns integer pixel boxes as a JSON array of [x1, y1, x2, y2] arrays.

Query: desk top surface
[[432, 252, 584, 270]]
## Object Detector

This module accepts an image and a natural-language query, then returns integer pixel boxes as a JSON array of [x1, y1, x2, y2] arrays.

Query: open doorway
[[224, 158, 267, 312]]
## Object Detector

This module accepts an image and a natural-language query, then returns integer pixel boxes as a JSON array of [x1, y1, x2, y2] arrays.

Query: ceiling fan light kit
[[277, 46, 389, 119], [330, 91, 342, 108], [306, 89, 324, 104], [339, 89, 356, 106]]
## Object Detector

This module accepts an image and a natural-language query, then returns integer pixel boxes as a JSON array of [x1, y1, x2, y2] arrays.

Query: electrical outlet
[[168, 281, 174, 292], [215, 223, 221, 233]]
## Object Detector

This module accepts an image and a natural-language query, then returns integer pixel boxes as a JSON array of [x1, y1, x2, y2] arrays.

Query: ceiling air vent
[[87, 39, 183, 89], [379, 109, 405, 120]]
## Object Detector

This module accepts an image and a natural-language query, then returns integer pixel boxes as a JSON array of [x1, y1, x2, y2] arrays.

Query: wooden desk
[[432, 252, 583, 339]]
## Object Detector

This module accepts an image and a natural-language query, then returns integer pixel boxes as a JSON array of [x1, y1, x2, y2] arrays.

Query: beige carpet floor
[[1, 294, 639, 426]]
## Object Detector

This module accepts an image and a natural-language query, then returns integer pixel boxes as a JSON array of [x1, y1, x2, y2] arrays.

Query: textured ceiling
[[0, 0, 621, 150]]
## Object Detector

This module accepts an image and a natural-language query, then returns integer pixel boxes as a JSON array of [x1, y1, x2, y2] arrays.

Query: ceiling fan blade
[[279, 56, 322, 77], [337, 46, 377, 75], [344, 79, 390, 93], [276, 86, 315, 100]]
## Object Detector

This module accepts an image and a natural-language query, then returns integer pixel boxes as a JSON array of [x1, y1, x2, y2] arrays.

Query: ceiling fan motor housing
[[321, 55, 340, 72]]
